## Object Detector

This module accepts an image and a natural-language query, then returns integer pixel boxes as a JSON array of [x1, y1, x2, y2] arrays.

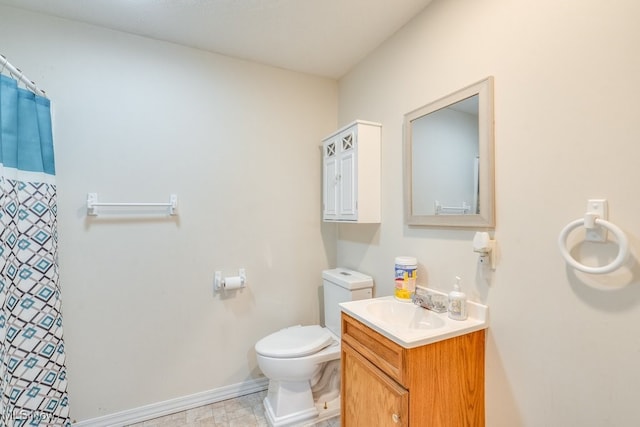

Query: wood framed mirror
[[403, 76, 495, 228]]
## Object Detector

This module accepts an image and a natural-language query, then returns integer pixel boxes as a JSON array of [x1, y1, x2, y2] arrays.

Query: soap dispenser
[[448, 276, 467, 321]]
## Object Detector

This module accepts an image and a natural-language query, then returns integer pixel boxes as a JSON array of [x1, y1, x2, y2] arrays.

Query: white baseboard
[[72, 378, 269, 427]]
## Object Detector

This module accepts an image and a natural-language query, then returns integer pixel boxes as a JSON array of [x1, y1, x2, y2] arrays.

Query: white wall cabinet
[[322, 120, 381, 223]]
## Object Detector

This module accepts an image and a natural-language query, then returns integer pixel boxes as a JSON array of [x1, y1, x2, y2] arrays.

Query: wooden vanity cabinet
[[341, 313, 485, 426]]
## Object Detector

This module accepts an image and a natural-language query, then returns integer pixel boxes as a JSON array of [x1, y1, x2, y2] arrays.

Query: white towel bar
[[434, 200, 471, 215], [87, 193, 178, 216]]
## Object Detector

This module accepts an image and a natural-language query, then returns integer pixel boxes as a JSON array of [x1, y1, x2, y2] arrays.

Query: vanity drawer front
[[341, 313, 406, 385]]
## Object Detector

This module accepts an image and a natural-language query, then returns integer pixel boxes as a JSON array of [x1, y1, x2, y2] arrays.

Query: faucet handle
[[412, 294, 425, 306], [412, 292, 431, 309]]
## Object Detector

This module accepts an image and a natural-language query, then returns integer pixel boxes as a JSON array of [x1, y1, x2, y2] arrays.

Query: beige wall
[[338, 0, 640, 425], [0, 6, 338, 422]]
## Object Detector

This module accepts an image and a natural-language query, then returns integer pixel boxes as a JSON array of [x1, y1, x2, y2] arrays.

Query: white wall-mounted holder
[[87, 193, 178, 216], [473, 231, 496, 270], [214, 269, 246, 293], [558, 199, 629, 274]]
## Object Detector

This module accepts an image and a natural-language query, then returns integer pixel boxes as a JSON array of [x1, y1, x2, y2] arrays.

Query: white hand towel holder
[[558, 199, 629, 274]]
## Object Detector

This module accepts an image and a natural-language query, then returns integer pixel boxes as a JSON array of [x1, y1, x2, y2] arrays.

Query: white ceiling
[[0, 0, 433, 78]]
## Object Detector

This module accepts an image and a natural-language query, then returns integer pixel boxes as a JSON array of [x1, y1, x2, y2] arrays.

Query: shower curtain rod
[[0, 54, 47, 97]]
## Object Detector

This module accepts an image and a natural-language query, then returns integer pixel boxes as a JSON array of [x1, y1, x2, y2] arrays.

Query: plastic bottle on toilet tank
[[394, 256, 417, 302]]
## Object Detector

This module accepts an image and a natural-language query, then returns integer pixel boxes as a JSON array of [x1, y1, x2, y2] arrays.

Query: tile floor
[[127, 390, 340, 427]]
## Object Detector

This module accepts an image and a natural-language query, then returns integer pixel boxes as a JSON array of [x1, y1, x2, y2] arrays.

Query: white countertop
[[340, 295, 489, 349]]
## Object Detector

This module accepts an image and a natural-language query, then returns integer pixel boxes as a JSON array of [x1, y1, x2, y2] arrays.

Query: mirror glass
[[404, 77, 495, 227]]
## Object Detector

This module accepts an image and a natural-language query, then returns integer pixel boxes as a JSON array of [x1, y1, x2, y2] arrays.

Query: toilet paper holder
[[214, 268, 246, 292]]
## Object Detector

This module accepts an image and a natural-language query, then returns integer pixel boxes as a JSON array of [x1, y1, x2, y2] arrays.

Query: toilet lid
[[255, 325, 333, 358]]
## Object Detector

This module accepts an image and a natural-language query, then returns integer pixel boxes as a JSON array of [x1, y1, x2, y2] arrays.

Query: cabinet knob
[[392, 413, 400, 423]]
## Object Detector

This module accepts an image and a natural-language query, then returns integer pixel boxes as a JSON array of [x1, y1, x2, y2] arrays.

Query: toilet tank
[[322, 268, 373, 337]]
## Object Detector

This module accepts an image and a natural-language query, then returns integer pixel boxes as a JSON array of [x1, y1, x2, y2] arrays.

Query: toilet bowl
[[255, 268, 374, 427], [256, 325, 341, 426]]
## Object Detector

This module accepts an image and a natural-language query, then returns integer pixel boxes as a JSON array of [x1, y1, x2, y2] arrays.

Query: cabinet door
[[338, 129, 357, 220], [323, 138, 339, 220], [342, 342, 409, 426]]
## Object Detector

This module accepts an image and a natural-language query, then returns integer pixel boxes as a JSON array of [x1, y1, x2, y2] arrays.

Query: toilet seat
[[255, 325, 333, 358]]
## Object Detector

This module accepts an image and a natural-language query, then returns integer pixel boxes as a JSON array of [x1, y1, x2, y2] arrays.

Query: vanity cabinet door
[[342, 341, 408, 426]]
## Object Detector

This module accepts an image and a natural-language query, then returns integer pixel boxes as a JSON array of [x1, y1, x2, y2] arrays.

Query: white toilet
[[255, 268, 373, 427]]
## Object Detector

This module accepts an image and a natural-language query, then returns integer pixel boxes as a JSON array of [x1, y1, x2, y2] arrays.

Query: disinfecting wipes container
[[394, 256, 417, 302]]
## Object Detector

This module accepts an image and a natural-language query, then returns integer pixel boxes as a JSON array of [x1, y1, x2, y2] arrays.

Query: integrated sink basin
[[365, 299, 446, 330], [340, 294, 489, 348]]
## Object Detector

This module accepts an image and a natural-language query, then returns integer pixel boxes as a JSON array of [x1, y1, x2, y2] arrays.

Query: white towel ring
[[558, 217, 629, 274]]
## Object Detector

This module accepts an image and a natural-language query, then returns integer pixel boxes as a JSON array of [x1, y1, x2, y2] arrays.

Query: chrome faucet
[[412, 288, 448, 313]]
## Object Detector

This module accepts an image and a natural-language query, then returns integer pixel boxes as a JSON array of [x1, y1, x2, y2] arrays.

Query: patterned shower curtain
[[0, 75, 69, 426]]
